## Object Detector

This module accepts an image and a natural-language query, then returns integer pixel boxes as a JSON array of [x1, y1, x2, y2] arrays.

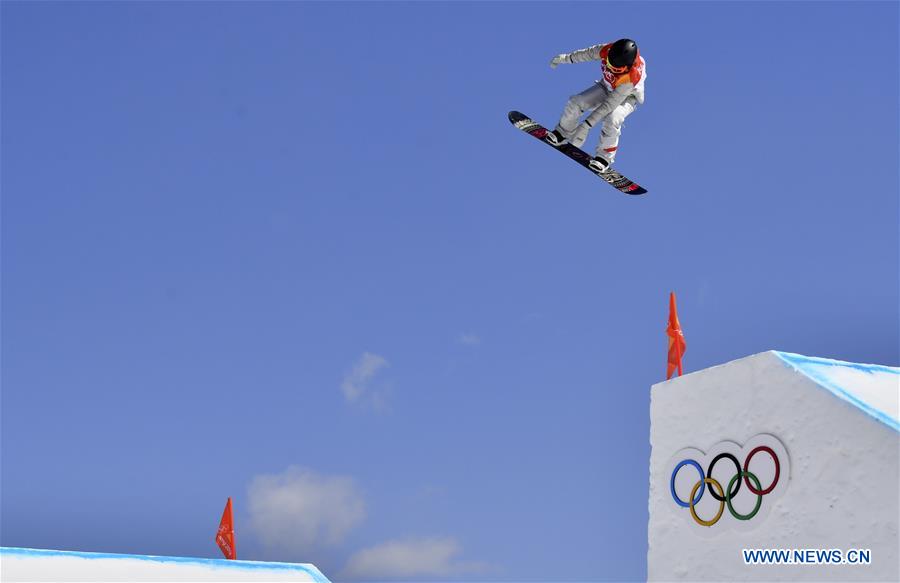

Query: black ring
[[706, 453, 742, 501]]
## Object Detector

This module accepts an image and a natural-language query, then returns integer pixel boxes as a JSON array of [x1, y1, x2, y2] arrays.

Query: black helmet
[[608, 38, 638, 69]]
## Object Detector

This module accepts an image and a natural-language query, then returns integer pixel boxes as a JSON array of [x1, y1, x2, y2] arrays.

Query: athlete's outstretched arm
[[549, 43, 606, 68]]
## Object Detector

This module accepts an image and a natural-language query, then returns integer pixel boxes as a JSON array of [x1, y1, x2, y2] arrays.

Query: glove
[[550, 53, 570, 69]]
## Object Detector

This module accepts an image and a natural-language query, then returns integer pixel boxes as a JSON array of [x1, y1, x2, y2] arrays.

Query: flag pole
[[666, 291, 686, 379], [216, 497, 236, 560]]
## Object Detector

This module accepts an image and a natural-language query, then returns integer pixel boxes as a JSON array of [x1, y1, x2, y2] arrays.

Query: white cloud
[[340, 537, 489, 580], [341, 352, 389, 405], [458, 333, 481, 346], [247, 466, 365, 554]]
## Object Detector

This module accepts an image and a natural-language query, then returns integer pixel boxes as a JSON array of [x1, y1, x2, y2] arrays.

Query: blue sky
[[2, 1, 897, 581]]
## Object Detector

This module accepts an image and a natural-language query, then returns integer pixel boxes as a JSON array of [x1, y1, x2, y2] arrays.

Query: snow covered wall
[[648, 351, 899, 582], [0, 547, 331, 582]]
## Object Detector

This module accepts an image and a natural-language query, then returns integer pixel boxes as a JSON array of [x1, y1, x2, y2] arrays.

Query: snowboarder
[[545, 38, 646, 173]]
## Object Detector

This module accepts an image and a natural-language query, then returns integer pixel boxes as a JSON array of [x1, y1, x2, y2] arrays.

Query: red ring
[[743, 446, 780, 495]]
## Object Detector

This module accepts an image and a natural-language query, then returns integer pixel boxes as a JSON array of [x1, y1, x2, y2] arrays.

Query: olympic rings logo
[[666, 434, 790, 531]]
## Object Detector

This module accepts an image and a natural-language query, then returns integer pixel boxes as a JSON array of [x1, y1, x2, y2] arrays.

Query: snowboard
[[508, 111, 647, 195]]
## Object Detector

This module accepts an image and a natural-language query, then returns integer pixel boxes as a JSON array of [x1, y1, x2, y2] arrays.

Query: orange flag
[[666, 292, 687, 379], [216, 497, 236, 560]]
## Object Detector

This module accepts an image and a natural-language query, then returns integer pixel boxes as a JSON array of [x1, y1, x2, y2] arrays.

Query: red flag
[[216, 497, 236, 560], [666, 292, 687, 379]]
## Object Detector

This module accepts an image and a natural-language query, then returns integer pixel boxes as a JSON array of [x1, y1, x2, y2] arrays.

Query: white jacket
[[563, 42, 646, 119]]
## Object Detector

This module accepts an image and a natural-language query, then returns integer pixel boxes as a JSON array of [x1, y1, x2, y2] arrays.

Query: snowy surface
[[0, 547, 331, 582], [648, 351, 899, 582], [775, 352, 899, 431]]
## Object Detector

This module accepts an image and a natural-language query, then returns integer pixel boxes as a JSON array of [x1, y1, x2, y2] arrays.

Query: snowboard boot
[[545, 129, 568, 147], [589, 155, 611, 173]]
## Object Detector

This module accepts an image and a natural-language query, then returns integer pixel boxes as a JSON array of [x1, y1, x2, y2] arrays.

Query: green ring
[[726, 471, 762, 520]]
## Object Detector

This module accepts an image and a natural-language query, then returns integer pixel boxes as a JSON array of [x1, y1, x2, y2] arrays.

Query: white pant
[[555, 82, 637, 162]]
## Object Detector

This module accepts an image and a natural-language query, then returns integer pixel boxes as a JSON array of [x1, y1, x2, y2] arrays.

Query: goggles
[[605, 55, 629, 74]]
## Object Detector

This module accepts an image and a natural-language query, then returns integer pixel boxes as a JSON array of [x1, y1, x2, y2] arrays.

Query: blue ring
[[670, 459, 705, 507]]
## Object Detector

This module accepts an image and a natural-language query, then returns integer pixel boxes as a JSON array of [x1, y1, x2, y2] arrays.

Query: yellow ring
[[689, 478, 725, 527]]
